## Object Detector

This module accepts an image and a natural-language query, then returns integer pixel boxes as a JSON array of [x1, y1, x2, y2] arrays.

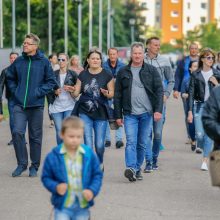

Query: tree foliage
[[2, 0, 147, 58]]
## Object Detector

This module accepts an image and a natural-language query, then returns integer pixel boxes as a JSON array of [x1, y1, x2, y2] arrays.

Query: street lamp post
[[0, 0, 3, 48], [48, 0, 52, 54], [107, 0, 111, 50], [64, 0, 68, 54], [27, 0, 31, 33], [99, 0, 103, 52], [12, 0, 16, 50], [73, 0, 82, 63], [129, 18, 135, 43], [110, 8, 114, 47], [89, 0, 93, 49]]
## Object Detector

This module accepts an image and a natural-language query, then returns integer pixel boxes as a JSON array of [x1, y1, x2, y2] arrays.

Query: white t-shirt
[[49, 73, 75, 114], [201, 69, 213, 101]]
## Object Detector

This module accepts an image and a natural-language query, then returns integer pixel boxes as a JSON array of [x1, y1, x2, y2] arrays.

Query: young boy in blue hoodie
[[41, 116, 103, 220]]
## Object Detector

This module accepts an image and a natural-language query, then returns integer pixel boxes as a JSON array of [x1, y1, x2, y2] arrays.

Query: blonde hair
[[61, 116, 84, 134]]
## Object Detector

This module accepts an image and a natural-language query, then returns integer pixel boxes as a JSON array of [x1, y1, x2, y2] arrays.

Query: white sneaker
[[201, 162, 208, 171]]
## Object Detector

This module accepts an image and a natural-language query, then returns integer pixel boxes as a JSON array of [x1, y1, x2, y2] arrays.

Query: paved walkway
[[0, 98, 220, 220]]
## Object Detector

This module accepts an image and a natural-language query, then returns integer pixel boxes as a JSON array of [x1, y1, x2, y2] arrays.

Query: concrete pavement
[[0, 98, 220, 220]]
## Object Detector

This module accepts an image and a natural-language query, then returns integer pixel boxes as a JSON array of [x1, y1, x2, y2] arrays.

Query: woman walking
[[48, 53, 78, 144], [69, 55, 84, 74], [188, 48, 220, 170], [72, 49, 114, 168]]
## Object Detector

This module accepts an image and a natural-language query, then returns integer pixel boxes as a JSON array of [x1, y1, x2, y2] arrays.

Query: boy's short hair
[[25, 33, 40, 46], [61, 116, 84, 134]]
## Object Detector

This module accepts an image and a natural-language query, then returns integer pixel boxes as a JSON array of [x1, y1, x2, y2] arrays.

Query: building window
[[201, 17, 206, 23], [187, 2, 190, 9], [170, 25, 178, 31], [156, 16, 160, 23], [171, 0, 179, 3], [171, 11, 179, 17], [187, 17, 190, 23], [156, 2, 160, 8], [201, 3, 207, 9]]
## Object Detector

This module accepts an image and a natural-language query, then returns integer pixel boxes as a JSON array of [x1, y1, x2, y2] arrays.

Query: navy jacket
[[103, 59, 125, 78], [7, 50, 57, 108], [41, 144, 103, 210]]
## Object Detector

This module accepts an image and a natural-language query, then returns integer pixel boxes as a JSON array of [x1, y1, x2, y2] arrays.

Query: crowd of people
[[0, 33, 220, 219]]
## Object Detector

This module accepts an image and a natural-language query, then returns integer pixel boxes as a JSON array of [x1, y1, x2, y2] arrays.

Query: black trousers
[[12, 105, 44, 169]]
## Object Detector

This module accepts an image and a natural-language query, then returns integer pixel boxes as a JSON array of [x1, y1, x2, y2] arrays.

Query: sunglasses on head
[[204, 56, 215, 61], [58, 58, 66, 62]]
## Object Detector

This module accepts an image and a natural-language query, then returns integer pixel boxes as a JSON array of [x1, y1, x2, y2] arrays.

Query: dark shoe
[[124, 168, 136, 182], [195, 147, 202, 154], [105, 140, 111, 148], [7, 140, 13, 145], [116, 141, 124, 149], [136, 170, 143, 180], [191, 144, 196, 151], [12, 165, 27, 177], [29, 166, 37, 177], [143, 163, 153, 173], [152, 163, 158, 170]]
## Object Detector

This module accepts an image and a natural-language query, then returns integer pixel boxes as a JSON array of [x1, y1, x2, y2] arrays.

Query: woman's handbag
[[209, 150, 220, 186]]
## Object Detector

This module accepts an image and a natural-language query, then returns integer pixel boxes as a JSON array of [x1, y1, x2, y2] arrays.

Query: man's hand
[[56, 183, 67, 196], [154, 112, 162, 122], [116, 119, 123, 126], [173, 91, 179, 99], [0, 114, 4, 122], [55, 88, 62, 96], [83, 189, 94, 202], [182, 93, 189, 99], [187, 111, 193, 123]]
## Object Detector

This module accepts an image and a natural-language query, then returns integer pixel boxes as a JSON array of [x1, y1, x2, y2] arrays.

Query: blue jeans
[[13, 105, 44, 169], [193, 103, 213, 157], [8, 98, 15, 137], [105, 99, 123, 142], [124, 112, 153, 171], [51, 110, 72, 145], [79, 113, 107, 164], [54, 199, 90, 220]]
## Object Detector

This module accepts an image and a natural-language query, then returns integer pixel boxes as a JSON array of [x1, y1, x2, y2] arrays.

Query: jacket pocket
[[121, 75, 130, 88]]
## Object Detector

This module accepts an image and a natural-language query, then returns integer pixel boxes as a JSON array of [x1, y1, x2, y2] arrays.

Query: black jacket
[[114, 62, 163, 119], [202, 86, 220, 150], [188, 68, 220, 111], [47, 69, 78, 105], [0, 67, 13, 114]]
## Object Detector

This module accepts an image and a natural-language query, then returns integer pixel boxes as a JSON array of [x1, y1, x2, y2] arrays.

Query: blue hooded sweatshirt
[[7, 50, 57, 108]]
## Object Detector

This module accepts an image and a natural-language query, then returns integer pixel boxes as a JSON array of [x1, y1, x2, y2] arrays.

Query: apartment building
[[137, 0, 220, 44]]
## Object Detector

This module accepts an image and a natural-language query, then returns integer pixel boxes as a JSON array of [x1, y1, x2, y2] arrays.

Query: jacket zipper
[[23, 57, 32, 108]]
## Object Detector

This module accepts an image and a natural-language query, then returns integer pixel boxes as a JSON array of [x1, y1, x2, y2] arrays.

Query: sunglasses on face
[[204, 56, 215, 61], [58, 58, 66, 62]]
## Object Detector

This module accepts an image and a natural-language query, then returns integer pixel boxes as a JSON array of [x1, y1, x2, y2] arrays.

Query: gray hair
[[130, 42, 145, 53], [25, 33, 40, 46]]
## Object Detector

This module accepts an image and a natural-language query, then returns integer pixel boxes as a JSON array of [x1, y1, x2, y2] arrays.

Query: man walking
[[0, 52, 19, 145], [103, 47, 125, 148], [114, 42, 163, 182], [7, 33, 57, 177], [144, 37, 174, 172]]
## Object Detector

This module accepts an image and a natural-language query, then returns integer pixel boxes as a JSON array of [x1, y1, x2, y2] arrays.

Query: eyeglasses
[[58, 58, 66, 62], [204, 56, 215, 61], [23, 42, 37, 46]]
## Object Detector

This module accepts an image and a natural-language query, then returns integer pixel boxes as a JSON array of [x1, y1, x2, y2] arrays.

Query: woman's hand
[[64, 85, 75, 93], [100, 88, 109, 97], [55, 88, 62, 96], [209, 76, 219, 86]]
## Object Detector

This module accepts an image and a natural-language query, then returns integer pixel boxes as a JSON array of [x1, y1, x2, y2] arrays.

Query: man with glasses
[[173, 43, 200, 152], [114, 42, 163, 182], [0, 52, 19, 145], [7, 33, 57, 177]]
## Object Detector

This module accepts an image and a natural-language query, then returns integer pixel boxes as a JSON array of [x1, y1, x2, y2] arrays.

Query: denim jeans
[[7, 98, 15, 137], [79, 113, 107, 164], [149, 106, 166, 164], [105, 99, 123, 142], [13, 105, 44, 169], [193, 103, 213, 157], [124, 112, 153, 171], [54, 199, 90, 220], [51, 110, 72, 145]]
